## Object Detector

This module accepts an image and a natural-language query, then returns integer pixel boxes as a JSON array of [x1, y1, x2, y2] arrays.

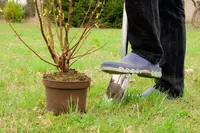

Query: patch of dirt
[[43, 69, 90, 82]]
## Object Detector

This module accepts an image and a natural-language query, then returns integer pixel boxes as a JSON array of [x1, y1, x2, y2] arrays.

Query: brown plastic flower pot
[[42, 79, 90, 115]]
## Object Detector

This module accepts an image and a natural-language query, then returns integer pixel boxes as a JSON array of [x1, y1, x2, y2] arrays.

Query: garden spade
[[105, 3, 132, 101]]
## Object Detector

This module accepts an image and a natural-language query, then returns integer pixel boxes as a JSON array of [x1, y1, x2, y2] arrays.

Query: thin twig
[[72, 43, 106, 59], [8, 22, 58, 67], [57, 0, 66, 71], [70, 43, 106, 67], [52, 0, 60, 41], [71, 31, 91, 58], [68, 29, 88, 56], [70, 25, 96, 58], [69, 24, 94, 56], [69, 0, 99, 58], [68, 0, 93, 45], [62, 0, 73, 71], [46, 0, 54, 48], [61, 53, 66, 72], [69, 26, 93, 58], [68, 0, 100, 53], [64, 0, 73, 48], [59, 0, 63, 47], [35, 0, 48, 44], [35, 0, 59, 65], [80, 0, 93, 27], [71, 46, 95, 60]]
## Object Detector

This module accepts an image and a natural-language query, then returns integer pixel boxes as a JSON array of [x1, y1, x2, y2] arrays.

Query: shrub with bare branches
[[8, 0, 105, 73]]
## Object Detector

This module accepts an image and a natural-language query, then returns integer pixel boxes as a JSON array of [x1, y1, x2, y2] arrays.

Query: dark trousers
[[125, 0, 186, 97]]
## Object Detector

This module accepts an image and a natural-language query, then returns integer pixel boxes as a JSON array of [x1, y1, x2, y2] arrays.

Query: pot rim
[[42, 78, 91, 83], [42, 78, 91, 89]]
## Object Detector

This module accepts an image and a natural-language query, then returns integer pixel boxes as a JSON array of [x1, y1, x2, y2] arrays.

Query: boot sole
[[101, 66, 162, 78]]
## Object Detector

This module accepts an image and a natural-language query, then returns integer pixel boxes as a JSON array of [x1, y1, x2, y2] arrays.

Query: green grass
[[0, 21, 200, 132]]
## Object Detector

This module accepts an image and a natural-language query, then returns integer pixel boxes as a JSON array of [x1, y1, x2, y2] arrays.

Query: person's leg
[[141, 0, 186, 98], [101, 0, 162, 78], [103, 0, 164, 101], [156, 0, 186, 97], [125, 0, 163, 64]]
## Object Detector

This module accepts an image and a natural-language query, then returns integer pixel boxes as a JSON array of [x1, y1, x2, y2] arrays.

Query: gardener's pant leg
[[155, 0, 186, 97], [125, 0, 163, 64]]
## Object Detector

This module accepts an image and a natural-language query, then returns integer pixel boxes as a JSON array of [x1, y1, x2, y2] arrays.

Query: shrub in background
[[70, 0, 92, 27], [49, 0, 124, 28], [2, 0, 124, 27], [24, 0, 35, 18], [50, 0, 98, 27], [100, 0, 123, 28], [0, 0, 7, 9], [0, 0, 7, 19], [68, 0, 124, 28], [3, 1, 24, 22]]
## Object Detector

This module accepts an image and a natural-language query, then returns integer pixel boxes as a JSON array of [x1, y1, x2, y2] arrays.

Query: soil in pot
[[43, 69, 91, 115], [43, 69, 90, 82]]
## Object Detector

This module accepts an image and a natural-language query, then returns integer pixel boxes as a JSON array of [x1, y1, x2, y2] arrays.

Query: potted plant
[[8, 0, 104, 115]]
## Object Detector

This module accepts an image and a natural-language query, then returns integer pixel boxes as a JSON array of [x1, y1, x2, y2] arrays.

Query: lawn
[[0, 21, 200, 132]]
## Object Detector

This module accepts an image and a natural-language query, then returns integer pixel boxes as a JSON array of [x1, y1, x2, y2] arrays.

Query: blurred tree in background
[[50, 0, 123, 28], [0, 0, 7, 18], [24, 0, 35, 18], [100, 0, 124, 28], [0, 0, 124, 28], [3, 1, 24, 22]]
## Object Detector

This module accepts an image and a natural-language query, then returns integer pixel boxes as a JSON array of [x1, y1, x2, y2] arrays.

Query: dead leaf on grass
[[36, 72, 41, 76], [125, 126, 133, 133], [185, 68, 194, 73], [41, 119, 52, 126], [88, 126, 96, 131]]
